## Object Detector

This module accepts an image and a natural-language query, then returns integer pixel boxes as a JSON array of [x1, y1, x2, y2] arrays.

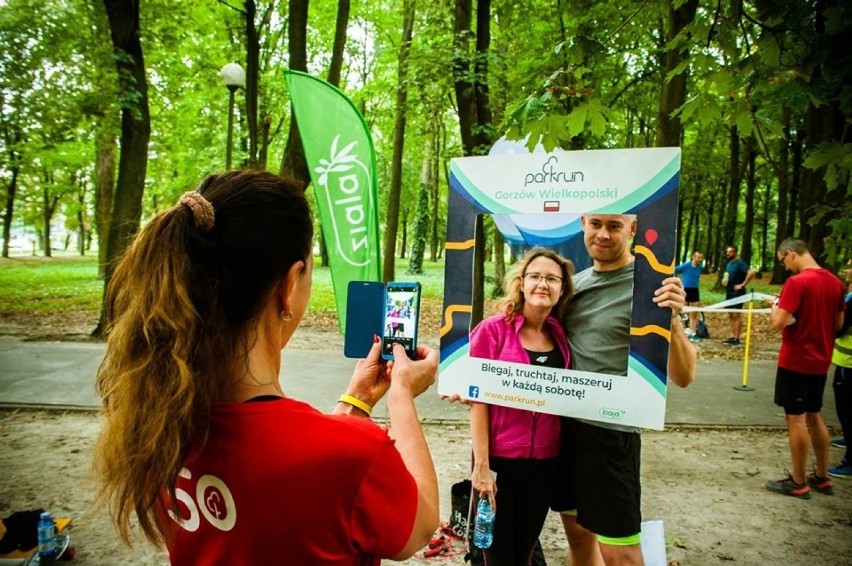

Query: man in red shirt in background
[[765, 238, 846, 499]]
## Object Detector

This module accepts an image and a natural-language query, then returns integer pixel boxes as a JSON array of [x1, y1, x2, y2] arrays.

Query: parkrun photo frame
[[437, 146, 681, 430]]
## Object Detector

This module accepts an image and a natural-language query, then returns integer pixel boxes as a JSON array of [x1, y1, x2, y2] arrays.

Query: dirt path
[[1, 410, 850, 565]]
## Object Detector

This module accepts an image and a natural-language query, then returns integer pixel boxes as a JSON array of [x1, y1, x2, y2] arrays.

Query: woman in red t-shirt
[[94, 171, 439, 565]]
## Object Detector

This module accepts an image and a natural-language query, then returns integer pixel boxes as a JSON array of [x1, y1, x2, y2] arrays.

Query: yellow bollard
[[734, 295, 755, 391]]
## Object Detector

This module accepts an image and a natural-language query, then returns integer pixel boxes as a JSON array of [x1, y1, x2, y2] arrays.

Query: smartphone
[[381, 281, 421, 360], [343, 281, 385, 358]]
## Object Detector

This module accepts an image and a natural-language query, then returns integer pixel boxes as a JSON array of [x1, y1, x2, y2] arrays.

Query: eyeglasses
[[523, 272, 563, 286], [777, 252, 789, 264]]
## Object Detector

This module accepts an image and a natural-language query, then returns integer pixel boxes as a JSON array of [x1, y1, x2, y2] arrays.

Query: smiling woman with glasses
[[466, 246, 574, 566]]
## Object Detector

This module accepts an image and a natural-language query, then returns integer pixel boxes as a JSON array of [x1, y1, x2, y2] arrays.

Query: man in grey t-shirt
[[554, 214, 696, 566]]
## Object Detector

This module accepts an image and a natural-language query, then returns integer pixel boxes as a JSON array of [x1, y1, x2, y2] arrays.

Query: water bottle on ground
[[37, 511, 57, 564], [473, 498, 495, 549]]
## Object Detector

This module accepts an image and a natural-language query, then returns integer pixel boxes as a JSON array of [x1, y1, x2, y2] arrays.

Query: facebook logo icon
[[468, 385, 480, 399]]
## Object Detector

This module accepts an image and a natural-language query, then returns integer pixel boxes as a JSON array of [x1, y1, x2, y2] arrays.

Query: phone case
[[381, 281, 421, 360], [343, 281, 385, 358]]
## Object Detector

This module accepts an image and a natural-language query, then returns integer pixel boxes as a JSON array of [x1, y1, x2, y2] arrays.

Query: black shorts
[[684, 287, 700, 303], [552, 419, 641, 541], [726, 289, 746, 301], [774, 366, 828, 415]]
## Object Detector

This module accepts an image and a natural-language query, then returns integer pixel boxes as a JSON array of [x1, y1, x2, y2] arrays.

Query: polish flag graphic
[[543, 201, 560, 212]]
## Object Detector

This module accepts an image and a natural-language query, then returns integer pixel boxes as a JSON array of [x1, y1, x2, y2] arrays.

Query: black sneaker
[[727, 338, 741, 346], [807, 473, 834, 495], [722, 337, 736, 345], [766, 474, 811, 499]]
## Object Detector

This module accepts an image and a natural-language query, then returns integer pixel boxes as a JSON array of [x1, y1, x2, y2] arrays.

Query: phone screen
[[381, 282, 421, 360]]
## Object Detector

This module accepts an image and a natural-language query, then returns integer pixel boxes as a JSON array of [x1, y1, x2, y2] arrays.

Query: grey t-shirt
[[563, 261, 639, 433]]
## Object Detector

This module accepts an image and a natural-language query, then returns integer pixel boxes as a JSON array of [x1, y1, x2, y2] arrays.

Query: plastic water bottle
[[37, 511, 57, 564], [473, 498, 495, 549]]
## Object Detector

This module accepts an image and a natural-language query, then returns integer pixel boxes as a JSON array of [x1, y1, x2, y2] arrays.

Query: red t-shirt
[[164, 398, 418, 565], [778, 268, 846, 374]]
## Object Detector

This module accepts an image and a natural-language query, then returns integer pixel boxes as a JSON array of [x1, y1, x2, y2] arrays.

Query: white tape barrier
[[682, 292, 776, 314]]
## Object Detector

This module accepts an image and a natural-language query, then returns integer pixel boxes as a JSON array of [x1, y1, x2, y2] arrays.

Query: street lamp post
[[220, 63, 246, 170]]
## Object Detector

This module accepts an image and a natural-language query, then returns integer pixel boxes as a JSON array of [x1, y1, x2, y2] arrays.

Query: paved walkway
[[0, 337, 841, 429]]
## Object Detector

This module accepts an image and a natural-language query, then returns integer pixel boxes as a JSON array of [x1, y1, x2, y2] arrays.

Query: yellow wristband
[[338, 394, 373, 416]]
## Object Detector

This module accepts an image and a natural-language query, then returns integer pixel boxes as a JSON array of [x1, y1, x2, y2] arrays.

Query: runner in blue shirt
[[675, 251, 704, 339]]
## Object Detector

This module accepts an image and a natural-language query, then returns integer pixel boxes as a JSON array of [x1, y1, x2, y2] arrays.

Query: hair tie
[[179, 192, 215, 233]]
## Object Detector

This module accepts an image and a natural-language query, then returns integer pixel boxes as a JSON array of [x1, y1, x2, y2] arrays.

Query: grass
[[0, 254, 456, 319], [0, 255, 104, 314], [0, 253, 784, 322], [696, 272, 781, 306]]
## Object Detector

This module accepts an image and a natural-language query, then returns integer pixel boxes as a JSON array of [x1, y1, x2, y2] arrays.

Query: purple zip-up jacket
[[469, 313, 570, 459]]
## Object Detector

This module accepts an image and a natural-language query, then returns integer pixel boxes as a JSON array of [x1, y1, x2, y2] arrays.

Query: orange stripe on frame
[[630, 325, 671, 341], [440, 305, 473, 337], [634, 245, 674, 275], [445, 239, 476, 251]]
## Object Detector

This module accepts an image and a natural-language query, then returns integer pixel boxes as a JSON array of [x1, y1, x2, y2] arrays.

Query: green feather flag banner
[[284, 70, 381, 332]]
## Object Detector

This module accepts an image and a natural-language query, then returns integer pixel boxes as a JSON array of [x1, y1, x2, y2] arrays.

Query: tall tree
[[95, 0, 151, 335], [656, 0, 698, 258], [452, 0, 492, 325], [382, 0, 416, 282], [279, 0, 310, 187], [244, 0, 260, 169], [327, 0, 350, 87]]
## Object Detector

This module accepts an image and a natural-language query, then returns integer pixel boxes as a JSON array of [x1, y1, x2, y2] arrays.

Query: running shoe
[[828, 459, 852, 478], [832, 438, 846, 449], [807, 472, 834, 495], [765, 474, 811, 499]]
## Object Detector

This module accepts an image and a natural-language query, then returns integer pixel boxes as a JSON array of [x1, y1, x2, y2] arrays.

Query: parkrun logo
[[523, 156, 584, 187], [314, 135, 373, 267]]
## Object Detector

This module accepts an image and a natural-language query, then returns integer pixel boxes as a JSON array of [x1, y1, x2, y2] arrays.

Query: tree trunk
[[244, 0, 259, 169], [408, 135, 431, 275], [94, 129, 116, 277], [453, 0, 493, 326], [258, 113, 270, 170], [789, 126, 803, 237], [280, 0, 310, 187], [800, 0, 847, 265], [712, 178, 727, 283], [741, 134, 756, 263], [759, 180, 770, 271], [802, 99, 844, 262], [656, 0, 697, 264], [655, 0, 699, 148], [41, 172, 57, 258], [493, 228, 505, 293], [327, 0, 350, 87], [770, 108, 791, 284], [95, 0, 151, 337], [682, 203, 695, 260], [77, 177, 87, 256], [1, 127, 21, 259], [430, 118, 443, 262], [722, 126, 742, 251], [381, 0, 415, 283]]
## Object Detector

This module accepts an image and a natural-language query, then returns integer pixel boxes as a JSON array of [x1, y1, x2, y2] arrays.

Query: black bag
[[696, 313, 710, 339], [450, 479, 472, 536]]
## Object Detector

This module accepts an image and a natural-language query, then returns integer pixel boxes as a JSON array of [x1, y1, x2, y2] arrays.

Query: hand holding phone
[[381, 281, 421, 360]]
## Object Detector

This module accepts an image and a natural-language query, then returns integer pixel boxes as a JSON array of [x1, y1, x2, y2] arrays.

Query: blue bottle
[[473, 498, 495, 549], [37, 511, 57, 564]]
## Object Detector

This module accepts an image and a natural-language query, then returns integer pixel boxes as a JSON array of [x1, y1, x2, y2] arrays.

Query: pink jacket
[[469, 313, 570, 459]]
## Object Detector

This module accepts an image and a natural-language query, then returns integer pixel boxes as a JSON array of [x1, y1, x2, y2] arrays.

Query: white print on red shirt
[[169, 467, 237, 532]]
